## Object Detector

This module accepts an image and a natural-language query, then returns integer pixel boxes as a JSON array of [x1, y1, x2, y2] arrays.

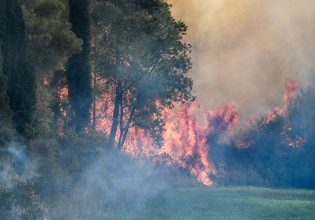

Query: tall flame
[[95, 85, 239, 186], [262, 79, 299, 124], [54, 78, 301, 186]]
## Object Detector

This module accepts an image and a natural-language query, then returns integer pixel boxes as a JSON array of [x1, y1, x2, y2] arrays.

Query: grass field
[[100, 187, 315, 220]]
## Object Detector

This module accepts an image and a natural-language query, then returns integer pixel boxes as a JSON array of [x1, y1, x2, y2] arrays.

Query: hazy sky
[[170, 0, 315, 117]]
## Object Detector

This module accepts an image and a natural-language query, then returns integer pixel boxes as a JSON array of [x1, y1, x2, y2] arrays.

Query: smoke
[[0, 142, 47, 220], [52, 148, 172, 219], [169, 0, 315, 117], [0, 143, 37, 191]]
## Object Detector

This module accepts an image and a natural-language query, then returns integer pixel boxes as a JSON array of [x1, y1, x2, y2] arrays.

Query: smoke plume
[[170, 0, 315, 117]]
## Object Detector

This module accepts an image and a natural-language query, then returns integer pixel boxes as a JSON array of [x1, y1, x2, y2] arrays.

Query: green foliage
[[29, 132, 108, 217], [21, 0, 82, 73], [0, 183, 47, 220], [92, 0, 193, 147], [1, 0, 36, 135], [19, 0, 82, 136], [0, 140, 47, 219], [32, 77, 55, 137], [34, 0, 65, 18]]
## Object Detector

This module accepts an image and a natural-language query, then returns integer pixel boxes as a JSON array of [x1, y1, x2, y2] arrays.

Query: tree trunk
[[109, 81, 123, 147], [118, 104, 136, 149], [67, 0, 92, 133], [92, 71, 97, 131]]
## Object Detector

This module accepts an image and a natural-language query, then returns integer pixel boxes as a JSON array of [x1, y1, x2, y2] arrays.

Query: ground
[[100, 186, 315, 220]]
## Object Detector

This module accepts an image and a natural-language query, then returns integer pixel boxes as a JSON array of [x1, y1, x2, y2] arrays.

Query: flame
[[53, 77, 301, 186], [95, 86, 239, 186], [237, 79, 303, 149], [159, 103, 239, 185], [262, 79, 299, 125], [94, 80, 300, 186]]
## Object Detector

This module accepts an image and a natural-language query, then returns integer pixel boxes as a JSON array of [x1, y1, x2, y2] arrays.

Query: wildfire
[[236, 79, 302, 149], [95, 88, 239, 186], [56, 78, 302, 186], [262, 79, 299, 125]]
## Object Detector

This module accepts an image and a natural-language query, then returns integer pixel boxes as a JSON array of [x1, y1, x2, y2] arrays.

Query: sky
[[170, 0, 315, 117]]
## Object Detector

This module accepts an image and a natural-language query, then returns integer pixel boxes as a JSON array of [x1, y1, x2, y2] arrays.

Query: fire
[[95, 87, 239, 186], [56, 78, 301, 186], [262, 79, 299, 125], [261, 80, 304, 148], [93, 80, 300, 186], [122, 102, 239, 186], [236, 79, 302, 149]]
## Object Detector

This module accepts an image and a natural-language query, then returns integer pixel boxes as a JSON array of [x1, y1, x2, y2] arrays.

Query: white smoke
[[170, 0, 315, 117], [0, 143, 38, 191], [52, 149, 171, 219]]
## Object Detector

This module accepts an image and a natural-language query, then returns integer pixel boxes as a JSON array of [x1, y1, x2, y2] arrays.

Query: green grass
[[100, 186, 315, 220]]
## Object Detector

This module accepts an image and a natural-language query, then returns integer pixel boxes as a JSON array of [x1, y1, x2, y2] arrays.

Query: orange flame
[[262, 79, 299, 125], [95, 87, 239, 186], [56, 78, 300, 186]]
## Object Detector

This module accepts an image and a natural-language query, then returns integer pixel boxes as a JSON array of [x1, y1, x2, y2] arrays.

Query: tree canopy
[[92, 0, 193, 147]]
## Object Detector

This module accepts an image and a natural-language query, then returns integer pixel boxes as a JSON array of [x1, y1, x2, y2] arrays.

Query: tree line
[[210, 88, 315, 188], [0, 1, 193, 218], [0, 0, 193, 148]]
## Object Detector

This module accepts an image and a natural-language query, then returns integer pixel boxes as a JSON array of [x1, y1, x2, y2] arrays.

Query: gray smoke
[[0, 143, 37, 191], [52, 149, 171, 219], [170, 0, 315, 117], [0, 142, 47, 220]]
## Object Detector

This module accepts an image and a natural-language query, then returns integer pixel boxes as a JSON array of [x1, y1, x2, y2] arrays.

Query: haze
[[170, 0, 315, 117]]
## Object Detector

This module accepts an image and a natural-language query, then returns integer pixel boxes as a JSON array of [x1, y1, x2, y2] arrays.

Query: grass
[[99, 186, 315, 220]]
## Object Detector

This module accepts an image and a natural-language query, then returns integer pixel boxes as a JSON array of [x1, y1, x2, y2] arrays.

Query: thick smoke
[[52, 149, 172, 219], [170, 0, 315, 117]]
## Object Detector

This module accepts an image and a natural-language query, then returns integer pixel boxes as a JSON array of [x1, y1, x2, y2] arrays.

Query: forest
[[0, 0, 314, 219]]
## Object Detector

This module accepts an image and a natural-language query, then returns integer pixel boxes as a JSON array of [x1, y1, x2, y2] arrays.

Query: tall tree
[[21, 0, 81, 136], [0, 0, 36, 135], [92, 0, 193, 148], [67, 0, 92, 133]]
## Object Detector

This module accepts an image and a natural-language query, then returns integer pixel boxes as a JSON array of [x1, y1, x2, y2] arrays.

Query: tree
[[0, 0, 36, 135], [212, 86, 315, 188], [21, 0, 81, 136], [67, 0, 92, 133], [92, 0, 193, 148]]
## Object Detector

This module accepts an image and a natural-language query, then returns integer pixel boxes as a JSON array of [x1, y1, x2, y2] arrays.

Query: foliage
[[20, 0, 82, 136], [212, 86, 315, 188], [0, 0, 36, 135], [92, 0, 193, 147], [1, 0, 314, 218], [21, 0, 81, 73]]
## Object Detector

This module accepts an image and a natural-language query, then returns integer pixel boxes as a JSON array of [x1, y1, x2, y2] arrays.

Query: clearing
[[100, 186, 315, 220]]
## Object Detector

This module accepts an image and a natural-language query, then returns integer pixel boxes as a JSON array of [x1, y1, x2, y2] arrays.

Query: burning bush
[[211, 84, 315, 188]]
